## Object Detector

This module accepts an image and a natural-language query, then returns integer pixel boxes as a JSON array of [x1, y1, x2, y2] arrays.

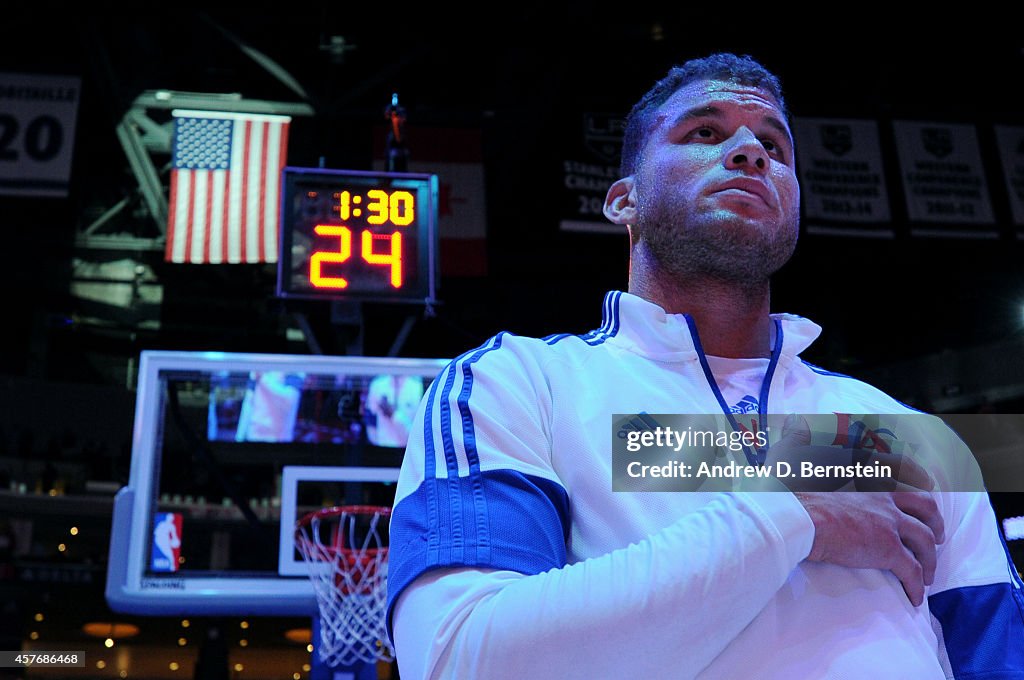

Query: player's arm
[[767, 416, 947, 607], [387, 336, 816, 678], [925, 429, 1024, 678], [393, 491, 812, 679], [393, 487, 954, 680]]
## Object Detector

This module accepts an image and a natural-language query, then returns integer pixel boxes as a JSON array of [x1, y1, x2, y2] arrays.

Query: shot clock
[[277, 167, 438, 302]]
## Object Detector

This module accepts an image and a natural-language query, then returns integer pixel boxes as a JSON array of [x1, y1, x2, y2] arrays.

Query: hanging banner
[[792, 117, 892, 237], [374, 127, 487, 276], [0, 72, 81, 197], [994, 125, 1024, 229], [559, 112, 625, 234], [892, 121, 995, 237]]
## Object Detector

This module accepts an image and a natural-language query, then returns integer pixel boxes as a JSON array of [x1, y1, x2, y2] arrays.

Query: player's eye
[[761, 138, 786, 161], [686, 126, 718, 141]]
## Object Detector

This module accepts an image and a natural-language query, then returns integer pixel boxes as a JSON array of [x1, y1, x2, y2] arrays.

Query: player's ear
[[604, 177, 637, 225]]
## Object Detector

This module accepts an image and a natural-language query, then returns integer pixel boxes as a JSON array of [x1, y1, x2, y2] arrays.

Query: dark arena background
[[1, 6, 1023, 679]]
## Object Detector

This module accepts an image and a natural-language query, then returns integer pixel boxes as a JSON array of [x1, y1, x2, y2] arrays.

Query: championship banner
[[373, 127, 487, 277], [559, 112, 624, 234], [0, 72, 80, 197], [892, 121, 995, 237], [792, 117, 892, 237], [994, 125, 1024, 230]]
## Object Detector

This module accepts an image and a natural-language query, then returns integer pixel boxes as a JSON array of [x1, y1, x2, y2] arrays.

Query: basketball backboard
[[106, 350, 446, 616]]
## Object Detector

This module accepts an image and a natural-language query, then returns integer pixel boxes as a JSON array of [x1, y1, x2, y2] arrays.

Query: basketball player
[[386, 53, 1024, 678]]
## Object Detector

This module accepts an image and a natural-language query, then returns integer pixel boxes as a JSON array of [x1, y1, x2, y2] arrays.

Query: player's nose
[[723, 127, 768, 174]]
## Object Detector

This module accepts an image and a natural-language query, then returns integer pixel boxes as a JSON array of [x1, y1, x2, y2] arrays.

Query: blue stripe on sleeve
[[422, 362, 445, 563], [929, 581, 1024, 678], [451, 333, 506, 562], [427, 335, 503, 564], [386, 469, 571, 642], [800, 360, 855, 379]]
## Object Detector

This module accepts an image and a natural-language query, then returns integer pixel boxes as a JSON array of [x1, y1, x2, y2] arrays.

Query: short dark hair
[[619, 53, 788, 178]]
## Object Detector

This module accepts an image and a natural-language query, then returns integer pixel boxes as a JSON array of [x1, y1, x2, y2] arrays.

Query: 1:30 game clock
[[277, 168, 438, 303]]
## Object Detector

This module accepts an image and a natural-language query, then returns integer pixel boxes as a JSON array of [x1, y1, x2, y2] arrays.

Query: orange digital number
[[361, 230, 403, 287], [332, 191, 351, 220], [366, 189, 389, 225], [310, 224, 352, 288], [389, 190, 415, 226]]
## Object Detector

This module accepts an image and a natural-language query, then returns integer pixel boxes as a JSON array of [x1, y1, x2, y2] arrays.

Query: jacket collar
[[599, 290, 822, 361]]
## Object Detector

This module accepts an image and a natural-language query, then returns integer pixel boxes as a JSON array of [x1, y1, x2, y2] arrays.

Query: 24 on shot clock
[[277, 167, 438, 303]]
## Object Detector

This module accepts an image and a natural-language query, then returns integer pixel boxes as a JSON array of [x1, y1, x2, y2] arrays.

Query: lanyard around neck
[[682, 316, 784, 467]]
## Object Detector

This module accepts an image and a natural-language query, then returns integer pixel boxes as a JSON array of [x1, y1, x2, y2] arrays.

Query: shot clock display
[[277, 167, 438, 302]]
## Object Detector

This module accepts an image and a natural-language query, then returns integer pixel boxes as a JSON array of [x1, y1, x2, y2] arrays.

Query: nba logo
[[151, 513, 183, 572]]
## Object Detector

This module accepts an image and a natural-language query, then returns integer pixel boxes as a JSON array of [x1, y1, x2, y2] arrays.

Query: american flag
[[165, 110, 290, 264]]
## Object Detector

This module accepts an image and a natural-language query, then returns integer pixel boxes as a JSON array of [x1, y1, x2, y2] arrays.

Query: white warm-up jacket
[[387, 291, 1024, 679]]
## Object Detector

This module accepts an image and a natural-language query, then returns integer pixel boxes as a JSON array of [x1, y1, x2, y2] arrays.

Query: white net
[[295, 506, 393, 667]]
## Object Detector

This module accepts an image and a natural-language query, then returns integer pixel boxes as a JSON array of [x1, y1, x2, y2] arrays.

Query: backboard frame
[[105, 350, 444, 616], [278, 465, 400, 577]]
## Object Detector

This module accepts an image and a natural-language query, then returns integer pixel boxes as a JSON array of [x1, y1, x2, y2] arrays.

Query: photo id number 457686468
[[1, 651, 85, 667]]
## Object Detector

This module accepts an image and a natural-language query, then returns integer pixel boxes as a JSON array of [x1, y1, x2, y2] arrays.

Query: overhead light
[[82, 623, 140, 640], [284, 628, 312, 644]]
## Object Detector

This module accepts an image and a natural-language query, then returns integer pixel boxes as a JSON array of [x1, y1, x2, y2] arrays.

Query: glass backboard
[[106, 350, 446, 616]]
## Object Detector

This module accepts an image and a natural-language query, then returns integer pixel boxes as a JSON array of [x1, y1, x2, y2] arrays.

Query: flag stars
[[174, 117, 233, 170]]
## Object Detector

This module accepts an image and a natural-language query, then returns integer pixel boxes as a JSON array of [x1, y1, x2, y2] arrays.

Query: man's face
[[631, 78, 801, 285]]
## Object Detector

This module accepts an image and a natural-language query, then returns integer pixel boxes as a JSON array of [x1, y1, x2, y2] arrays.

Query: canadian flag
[[374, 127, 487, 276]]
